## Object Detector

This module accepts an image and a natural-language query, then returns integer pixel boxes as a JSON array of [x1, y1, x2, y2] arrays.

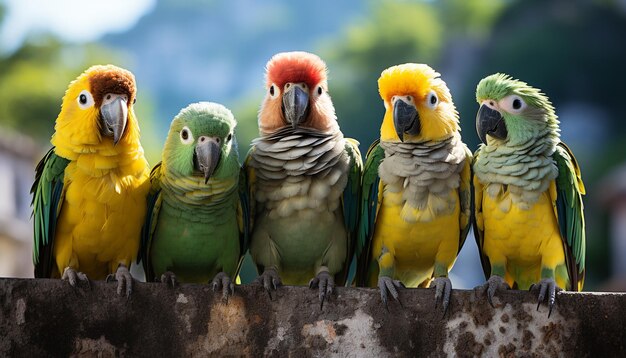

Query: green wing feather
[[31, 148, 70, 278], [354, 140, 385, 286], [234, 166, 250, 277], [457, 147, 473, 253], [338, 138, 363, 286], [471, 147, 491, 280], [139, 162, 163, 282], [553, 142, 586, 291]]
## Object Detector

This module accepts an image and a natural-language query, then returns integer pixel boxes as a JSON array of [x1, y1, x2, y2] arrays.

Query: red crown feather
[[266, 51, 327, 89]]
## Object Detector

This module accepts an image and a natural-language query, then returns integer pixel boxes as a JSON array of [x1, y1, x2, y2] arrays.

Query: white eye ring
[[499, 95, 526, 114], [77, 90, 94, 109], [425, 90, 438, 109], [269, 83, 279, 99], [179, 126, 194, 144]]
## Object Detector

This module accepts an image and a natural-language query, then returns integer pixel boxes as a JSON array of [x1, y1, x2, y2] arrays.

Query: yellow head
[[378, 63, 459, 143], [51, 64, 140, 160]]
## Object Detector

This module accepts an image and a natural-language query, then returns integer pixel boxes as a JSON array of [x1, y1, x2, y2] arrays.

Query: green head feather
[[162, 102, 240, 181], [476, 73, 559, 147]]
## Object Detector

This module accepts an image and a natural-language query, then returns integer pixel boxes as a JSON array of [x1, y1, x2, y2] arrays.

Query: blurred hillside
[[0, 0, 625, 289]]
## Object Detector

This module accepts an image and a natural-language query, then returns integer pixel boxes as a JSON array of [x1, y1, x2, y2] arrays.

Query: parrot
[[31, 64, 150, 296], [355, 63, 472, 313], [472, 73, 585, 316], [139, 102, 248, 300], [245, 51, 362, 306]]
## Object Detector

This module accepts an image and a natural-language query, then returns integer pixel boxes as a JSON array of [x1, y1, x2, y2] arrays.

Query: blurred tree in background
[[1, 0, 625, 287]]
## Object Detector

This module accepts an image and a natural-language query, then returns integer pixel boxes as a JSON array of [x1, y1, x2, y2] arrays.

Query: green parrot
[[473, 74, 585, 316], [140, 102, 248, 299]]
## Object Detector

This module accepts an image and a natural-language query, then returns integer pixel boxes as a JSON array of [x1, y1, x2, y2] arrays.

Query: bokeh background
[[1, 0, 625, 290]]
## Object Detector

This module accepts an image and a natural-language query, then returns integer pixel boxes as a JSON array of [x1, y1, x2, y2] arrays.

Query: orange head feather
[[259, 51, 337, 135], [51, 65, 145, 170], [378, 63, 459, 142], [266, 51, 327, 90]]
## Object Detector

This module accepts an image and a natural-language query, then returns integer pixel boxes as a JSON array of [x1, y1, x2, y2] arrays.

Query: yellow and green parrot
[[245, 51, 362, 306], [356, 64, 472, 313], [473, 73, 585, 315], [31, 65, 150, 296], [139, 102, 248, 300]]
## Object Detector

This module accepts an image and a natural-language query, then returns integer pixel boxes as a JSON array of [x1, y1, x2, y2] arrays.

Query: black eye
[[133, 98, 137, 104], [430, 94, 437, 105], [181, 129, 189, 140], [317, 87, 322, 95], [512, 98, 522, 110], [79, 94, 87, 104], [227, 133, 232, 141], [216, 137, 220, 144], [269, 86, 275, 96]]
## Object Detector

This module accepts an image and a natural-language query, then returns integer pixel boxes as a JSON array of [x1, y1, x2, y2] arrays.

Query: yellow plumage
[[378, 63, 460, 142], [368, 185, 463, 287], [358, 64, 471, 310], [49, 65, 150, 279], [475, 178, 573, 290]]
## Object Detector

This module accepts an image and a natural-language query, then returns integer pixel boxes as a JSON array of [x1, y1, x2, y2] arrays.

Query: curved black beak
[[100, 95, 128, 145], [393, 99, 420, 142], [283, 85, 309, 129], [194, 137, 221, 184], [476, 104, 508, 144]]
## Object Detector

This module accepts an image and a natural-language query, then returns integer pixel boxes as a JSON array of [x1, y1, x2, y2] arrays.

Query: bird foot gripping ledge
[[0, 278, 624, 357]]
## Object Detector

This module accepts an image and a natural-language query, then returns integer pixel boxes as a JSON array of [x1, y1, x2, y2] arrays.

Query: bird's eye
[[426, 90, 438, 109], [76, 90, 94, 109], [499, 95, 527, 114], [227, 133, 232, 142], [317, 86, 323, 95], [179, 126, 194, 144], [269, 84, 279, 99], [133, 98, 137, 104]]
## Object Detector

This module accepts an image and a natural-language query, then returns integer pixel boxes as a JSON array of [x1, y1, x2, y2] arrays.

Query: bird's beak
[[100, 94, 128, 145], [393, 98, 420, 142], [476, 104, 508, 144], [282, 84, 309, 129], [194, 137, 221, 184]]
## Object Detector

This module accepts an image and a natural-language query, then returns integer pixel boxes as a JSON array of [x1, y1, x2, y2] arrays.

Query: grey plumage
[[378, 133, 468, 222]]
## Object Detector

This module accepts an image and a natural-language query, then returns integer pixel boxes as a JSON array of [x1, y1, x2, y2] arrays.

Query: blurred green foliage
[[0, 38, 118, 142], [2, 0, 625, 287]]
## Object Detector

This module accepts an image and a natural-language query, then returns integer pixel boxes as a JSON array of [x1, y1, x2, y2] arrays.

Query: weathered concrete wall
[[0, 278, 624, 357]]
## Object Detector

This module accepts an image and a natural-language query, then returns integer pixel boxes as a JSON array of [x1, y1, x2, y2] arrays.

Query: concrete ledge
[[0, 278, 624, 357]]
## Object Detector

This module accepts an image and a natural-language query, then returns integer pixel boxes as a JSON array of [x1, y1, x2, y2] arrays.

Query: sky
[[0, 0, 156, 52]]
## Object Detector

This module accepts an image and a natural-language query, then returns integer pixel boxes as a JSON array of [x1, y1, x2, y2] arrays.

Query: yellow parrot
[[473, 73, 585, 316], [355, 64, 472, 313], [31, 65, 150, 296]]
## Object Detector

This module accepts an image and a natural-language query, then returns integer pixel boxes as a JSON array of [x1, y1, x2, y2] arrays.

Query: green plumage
[[140, 102, 247, 283], [31, 148, 70, 278], [354, 140, 384, 286], [474, 73, 586, 292]]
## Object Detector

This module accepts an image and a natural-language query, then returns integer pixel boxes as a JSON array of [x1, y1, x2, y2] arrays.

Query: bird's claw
[[432, 277, 452, 316], [378, 276, 405, 310], [481, 275, 510, 308], [62, 267, 91, 289], [211, 272, 235, 302], [254, 268, 282, 300], [160, 271, 178, 288], [529, 278, 562, 318], [309, 271, 334, 310], [106, 265, 134, 298]]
